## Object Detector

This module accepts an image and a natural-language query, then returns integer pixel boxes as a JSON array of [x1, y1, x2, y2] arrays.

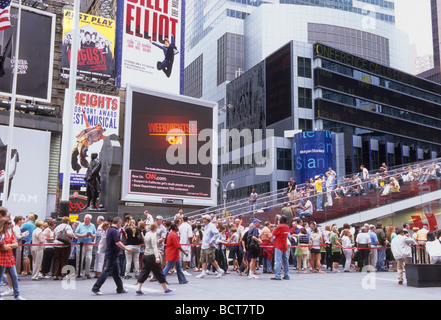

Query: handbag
[[56, 226, 72, 245], [294, 237, 302, 257]]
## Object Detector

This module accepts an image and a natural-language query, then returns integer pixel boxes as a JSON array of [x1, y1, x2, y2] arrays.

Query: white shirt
[[178, 222, 193, 245], [356, 232, 371, 245], [391, 234, 415, 260], [425, 240, 441, 258]]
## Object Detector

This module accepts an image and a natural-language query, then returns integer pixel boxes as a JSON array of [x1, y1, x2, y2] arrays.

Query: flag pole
[[2, 0, 22, 207], [59, 0, 79, 216]]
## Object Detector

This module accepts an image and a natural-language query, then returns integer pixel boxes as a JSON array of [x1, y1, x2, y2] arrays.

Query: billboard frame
[[0, 3, 55, 103], [121, 85, 218, 207]]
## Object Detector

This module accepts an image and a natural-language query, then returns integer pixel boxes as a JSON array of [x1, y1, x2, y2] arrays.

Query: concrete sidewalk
[[4, 266, 441, 301]]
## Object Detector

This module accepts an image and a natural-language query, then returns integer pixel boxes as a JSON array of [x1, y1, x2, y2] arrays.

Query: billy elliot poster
[[115, 0, 183, 94], [59, 90, 120, 186], [61, 10, 115, 79]]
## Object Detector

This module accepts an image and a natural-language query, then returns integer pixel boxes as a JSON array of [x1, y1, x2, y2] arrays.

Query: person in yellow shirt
[[315, 175, 323, 211]]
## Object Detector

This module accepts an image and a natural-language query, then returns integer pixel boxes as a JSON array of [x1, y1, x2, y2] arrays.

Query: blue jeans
[[162, 259, 188, 284], [262, 255, 272, 273], [274, 248, 290, 279], [92, 256, 124, 293], [316, 193, 323, 210], [376, 248, 386, 271], [0, 265, 20, 298]]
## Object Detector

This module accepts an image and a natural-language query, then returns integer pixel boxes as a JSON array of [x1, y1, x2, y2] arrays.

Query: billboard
[[61, 10, 115, 79], [59, 90, 120, 186], [265, 42, 292, 126], [0, 4, 55, 102], [0, 126, 50, 219], [293, 131, 336, 184], [115, 0, 184, 94], [121, 86, 217, 206]]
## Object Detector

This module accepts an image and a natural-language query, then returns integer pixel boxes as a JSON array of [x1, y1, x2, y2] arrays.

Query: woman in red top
[[162, 223, 188, 284], [0, 218, 24, 300]]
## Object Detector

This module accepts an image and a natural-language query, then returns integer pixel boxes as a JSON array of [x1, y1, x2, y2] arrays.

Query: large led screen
[[121, 86, 217, 206], [265, 42, 292, 126]]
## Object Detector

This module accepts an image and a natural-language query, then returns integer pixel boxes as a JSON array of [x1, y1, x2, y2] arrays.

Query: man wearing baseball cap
[[247, 219, 262, 279], [196, 215, 224, 279]]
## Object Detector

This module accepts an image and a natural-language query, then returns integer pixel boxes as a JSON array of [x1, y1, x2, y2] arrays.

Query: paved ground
[[4, 265, 440, 303]]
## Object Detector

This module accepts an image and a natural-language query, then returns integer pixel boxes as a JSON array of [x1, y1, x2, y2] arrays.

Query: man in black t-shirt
[[92, 217, 132, 295]]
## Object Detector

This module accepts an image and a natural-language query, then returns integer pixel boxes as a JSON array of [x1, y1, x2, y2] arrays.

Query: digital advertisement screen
[[293, 130, 336, 184], [121, 86, 217, 206], [265, 42, 292, 126]]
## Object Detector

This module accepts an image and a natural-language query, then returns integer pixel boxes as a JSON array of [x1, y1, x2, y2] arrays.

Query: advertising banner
[[61, 10, 115, 79], [115, 0, 183, 94], [0, 4, 55, 102], [59, 90, 120, 186], [121, 85, 217, 206], [0, 126, 50, 219], [294, 131, 336, 184]]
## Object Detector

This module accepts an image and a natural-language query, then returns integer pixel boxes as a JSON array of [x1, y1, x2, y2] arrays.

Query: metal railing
[[183, 157, 441, 224]]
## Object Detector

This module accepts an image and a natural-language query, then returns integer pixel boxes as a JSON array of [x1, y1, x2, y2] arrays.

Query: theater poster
[[121, 85, 217, 206], [115, 0, 184, 94], [0, 4, 55, 102], [61, 10, 115, 79], [59, 90, 120, 186]]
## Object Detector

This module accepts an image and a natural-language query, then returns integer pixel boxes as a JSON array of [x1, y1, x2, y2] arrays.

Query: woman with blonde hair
[[41, 219, 56, 279], [386, 225, 397, 271], [31, 220, 45, 281], [136, 223, 173, 295]]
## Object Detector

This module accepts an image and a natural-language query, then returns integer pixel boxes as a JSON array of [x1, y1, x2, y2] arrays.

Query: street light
[[215, 179, 235, 214]]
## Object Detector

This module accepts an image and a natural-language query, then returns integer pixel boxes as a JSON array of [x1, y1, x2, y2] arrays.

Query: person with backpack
[[246, 219, 262, 279]]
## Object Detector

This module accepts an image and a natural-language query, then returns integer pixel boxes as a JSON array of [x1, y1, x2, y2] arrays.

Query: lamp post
[[216, 179, 235, 215]]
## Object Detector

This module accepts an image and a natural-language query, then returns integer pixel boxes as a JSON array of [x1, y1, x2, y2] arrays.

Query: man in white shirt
[[196, 215, 224, 279], [297, 199, 313, 220], [178, 216, 193, 275], [325, 170, 335, 207], [355, 227, 371, 271], [391, 229, 416, 284], [143, 210, 154, 226]]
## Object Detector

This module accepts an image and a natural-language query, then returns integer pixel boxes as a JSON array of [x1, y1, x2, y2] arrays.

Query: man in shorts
[[246, 219, 262, 279], [196, 215, 224, 279]]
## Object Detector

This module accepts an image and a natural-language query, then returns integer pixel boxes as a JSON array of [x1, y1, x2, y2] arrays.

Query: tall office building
[[419, 0, 441, 82], [183, 1, 441, 203], [184, 0, 402, 104]]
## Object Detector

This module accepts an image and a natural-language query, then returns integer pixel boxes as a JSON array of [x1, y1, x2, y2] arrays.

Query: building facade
[[183, 1, 421, 202]]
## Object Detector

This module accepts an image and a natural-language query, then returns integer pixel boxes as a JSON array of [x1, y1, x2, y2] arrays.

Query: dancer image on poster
[[149, 36, 178, 78], [0, 139, 18, 201], [71, 109, 107, 173]]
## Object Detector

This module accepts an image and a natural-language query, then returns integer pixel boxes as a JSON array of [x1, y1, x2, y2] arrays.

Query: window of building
[[298, 118, 313, 131], [298, 57, 312, 78], [277, 148, 293, 171], [298, 87, 312, 109]]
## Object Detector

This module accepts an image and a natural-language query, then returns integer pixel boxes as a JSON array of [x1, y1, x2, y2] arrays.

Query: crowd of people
[[2, 200, 441, 300], [278, 161, 441, 219]]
